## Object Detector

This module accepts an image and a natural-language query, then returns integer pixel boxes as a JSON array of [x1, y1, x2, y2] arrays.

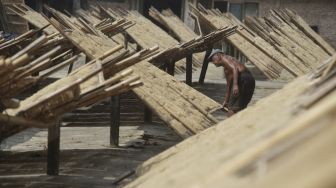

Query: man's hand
[[221, 102, 229, 112], [233, 85, 239, 96]]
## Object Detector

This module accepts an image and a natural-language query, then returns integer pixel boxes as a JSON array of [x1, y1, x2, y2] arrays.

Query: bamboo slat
[[1, 5, 145, 140], [189, 4, 283, 79], [244, 9, 334, 75], [3, 5, 221, 139], [148, 7, 205, 70], [0, 36, 71, 99], [99, 6, 191, 74], [45, 7, 221, 138]]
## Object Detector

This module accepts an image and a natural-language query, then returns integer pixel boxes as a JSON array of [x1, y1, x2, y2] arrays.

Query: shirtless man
[[208, 49, 255, 116]]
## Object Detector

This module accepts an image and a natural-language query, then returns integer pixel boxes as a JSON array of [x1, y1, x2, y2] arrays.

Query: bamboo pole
[[11, 34, 48, 60], [11, 53, 30, 68]]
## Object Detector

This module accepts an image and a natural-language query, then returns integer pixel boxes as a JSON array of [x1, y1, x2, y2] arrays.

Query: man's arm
[[232, 65, 239, 96], [226, 57, 239, 96]]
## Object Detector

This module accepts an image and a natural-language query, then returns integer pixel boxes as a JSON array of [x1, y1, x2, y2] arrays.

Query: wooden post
[[110, 95, 120, 147], [186, 54, 193, 86], [199, 49, 212, 84], [144, 106, 152, 123], [47, 119, 61, 176], [167, 61, 175, 76]]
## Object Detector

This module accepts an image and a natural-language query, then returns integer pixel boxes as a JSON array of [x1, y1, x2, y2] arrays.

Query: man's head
[[208, 49, 223, 67]]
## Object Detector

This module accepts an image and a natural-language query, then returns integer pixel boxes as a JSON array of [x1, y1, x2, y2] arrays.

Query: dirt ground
[[0, 63, 287, 187]]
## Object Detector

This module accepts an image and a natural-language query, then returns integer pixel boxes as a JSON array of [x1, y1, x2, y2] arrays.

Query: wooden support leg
[[186, 54, 193, 86], [31, 72, 39, 92], [68, 47, 80, 74], [144, 106, 152, 123], [123, 32, 128, 49], [47, 120, 61, 176], [0, 101, 5, 112], [167, 61, 175, 76], [110, 95, 120, 147], [67, 62, 74, 74], [199, 49, 212, 84]]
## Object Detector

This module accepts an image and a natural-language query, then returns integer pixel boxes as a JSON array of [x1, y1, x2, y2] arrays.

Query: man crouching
[[208, 49, 255, 116]]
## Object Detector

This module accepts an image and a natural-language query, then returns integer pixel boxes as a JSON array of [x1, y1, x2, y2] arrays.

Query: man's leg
[[228, 94, 244, 114]]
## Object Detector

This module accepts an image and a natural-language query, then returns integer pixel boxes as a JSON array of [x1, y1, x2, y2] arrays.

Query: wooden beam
[[47, 120, 61, 176], [186, 54, 193, 86], [199, 49, 212, 84], [110, 95, 120, 147]]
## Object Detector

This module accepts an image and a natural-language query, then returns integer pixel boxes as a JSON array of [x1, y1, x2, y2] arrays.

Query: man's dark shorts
[[229, 71, 255, 112]]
